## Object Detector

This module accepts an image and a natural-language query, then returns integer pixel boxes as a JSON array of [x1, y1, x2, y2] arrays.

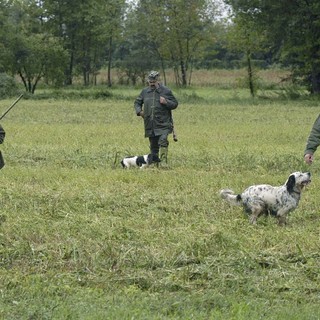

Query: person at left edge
[[0, 124, 5, 143], [0, 123, 6, 169], [134, 70, 178, 164]]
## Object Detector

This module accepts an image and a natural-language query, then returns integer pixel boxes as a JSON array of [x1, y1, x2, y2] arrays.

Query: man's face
[[148, 79, 158, 89]]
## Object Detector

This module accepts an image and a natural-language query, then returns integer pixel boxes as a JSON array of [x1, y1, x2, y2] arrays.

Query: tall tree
[[226, 11, 268, 97], [125, 0, 219, 87], [225, 0, 320, 94], [103, 0, 126, 87], [43, 0, 125, 86], [0, 0, 68, 93], [0, 1, 14, 74]]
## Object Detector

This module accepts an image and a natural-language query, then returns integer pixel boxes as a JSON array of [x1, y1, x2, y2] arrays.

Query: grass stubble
[[1, 81, 320, 319]]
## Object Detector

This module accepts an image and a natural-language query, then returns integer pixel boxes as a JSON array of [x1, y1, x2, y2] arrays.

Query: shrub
[[0, 73, 19, 98]]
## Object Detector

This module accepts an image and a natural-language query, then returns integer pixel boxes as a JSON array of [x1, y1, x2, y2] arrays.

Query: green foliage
[[1, 84, 320, 319], [121, 0, 220, 87], [226, 0, 320, 94], [16, 34, 68, 93], [0, 73, 18, 98]]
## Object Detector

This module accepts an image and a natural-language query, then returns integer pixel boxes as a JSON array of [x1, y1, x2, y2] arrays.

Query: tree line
[[0, 0, 319, 95]]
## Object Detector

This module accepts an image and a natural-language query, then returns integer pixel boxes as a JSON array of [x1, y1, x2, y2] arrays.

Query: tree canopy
[[0, 0, 320, 94], [226, 0, 320, 93]]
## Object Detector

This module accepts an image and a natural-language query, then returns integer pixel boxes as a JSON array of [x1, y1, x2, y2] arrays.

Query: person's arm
[[0, 124, 5, 144], [159, 87, 178, 110], [134, 90, 145, 117], [304, 115, 320, 164]]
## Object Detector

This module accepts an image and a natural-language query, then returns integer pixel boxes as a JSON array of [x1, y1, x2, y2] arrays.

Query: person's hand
[[304, 153, 314, 164], [139, 111, 144, 118], [160, 96, 167, 104]]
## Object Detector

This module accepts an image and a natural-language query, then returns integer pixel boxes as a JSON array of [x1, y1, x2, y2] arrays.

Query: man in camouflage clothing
[[134, 71, 178, 164], [304, 115, 320, 164]]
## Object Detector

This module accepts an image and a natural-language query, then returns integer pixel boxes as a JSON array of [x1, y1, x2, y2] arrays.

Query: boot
[[151, 153, 161, 163], [159, 147, 168, 164]]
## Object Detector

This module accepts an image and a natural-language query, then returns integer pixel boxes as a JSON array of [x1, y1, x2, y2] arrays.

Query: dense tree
[[42, 0, 125, 86], [123, 0, 220, 87], [16, 34, 67, 93], [0, 0, 68, 93], [225, 0, 320, 94], [3, 0, 319, 93], [0, 1, 23, 76], [103, 0, 126, 87], [226, 11, 268, 97]]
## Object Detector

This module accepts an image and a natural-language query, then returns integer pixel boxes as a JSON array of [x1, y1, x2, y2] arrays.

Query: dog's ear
[[286, 174, 296, 193]]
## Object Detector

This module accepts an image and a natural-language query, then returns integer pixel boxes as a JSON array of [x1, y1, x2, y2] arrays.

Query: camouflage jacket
[[134, 84, 178, 137], [305, 115, 320, 155]]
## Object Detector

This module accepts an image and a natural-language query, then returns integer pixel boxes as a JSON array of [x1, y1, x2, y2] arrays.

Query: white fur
[[220, 172, 311, 225], [121, 154, 152, 169]]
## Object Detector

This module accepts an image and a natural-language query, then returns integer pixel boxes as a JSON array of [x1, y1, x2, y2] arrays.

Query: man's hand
[[139, 111, 144, 118], [304, 153, 314, 164], [160, 96, 167, 104]]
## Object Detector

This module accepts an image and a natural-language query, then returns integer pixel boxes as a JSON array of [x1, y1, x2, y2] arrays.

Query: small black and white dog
[[121, 154, 153, 169], [220, 172, 311, 225]]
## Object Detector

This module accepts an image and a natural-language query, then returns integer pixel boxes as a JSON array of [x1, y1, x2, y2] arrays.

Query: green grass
[[1, 87, 320, 319]]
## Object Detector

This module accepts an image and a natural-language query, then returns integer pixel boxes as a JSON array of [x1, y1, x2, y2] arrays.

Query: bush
[[0, 73, 19, 98]]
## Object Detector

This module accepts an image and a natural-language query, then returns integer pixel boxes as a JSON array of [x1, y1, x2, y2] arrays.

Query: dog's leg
[[249, 212, 259, 225], [277, 209, 288, 226], [277, 216, 287, 226], [248, 203, 264, 225]]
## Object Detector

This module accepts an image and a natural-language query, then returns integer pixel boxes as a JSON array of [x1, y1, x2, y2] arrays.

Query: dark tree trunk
[[180, 60, 187, 87], [107, 36, 113, 87], [247, 50, 255, 98]]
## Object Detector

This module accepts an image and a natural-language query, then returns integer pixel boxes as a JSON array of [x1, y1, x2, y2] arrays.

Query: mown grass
[[1, 84, 320, 319]]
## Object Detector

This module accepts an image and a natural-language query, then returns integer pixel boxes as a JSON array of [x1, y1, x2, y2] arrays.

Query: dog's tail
[[220, 189, 242, 206]]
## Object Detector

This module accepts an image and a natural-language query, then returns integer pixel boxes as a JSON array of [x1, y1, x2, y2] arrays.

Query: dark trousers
[[149, 133, 169, 155]]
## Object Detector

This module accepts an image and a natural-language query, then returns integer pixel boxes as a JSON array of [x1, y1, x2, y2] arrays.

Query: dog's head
[[286, 172, 311, 194], [137, 154, 153, 167]]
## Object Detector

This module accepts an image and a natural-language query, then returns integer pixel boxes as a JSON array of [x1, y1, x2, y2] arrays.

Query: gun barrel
[[0, 94, 24, 120]]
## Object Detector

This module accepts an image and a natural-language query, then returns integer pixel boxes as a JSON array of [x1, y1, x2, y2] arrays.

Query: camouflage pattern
[[148, 70, 159, 81]]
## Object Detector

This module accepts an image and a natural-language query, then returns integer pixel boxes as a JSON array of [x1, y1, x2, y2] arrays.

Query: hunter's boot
[[159, 147, 168, 165]]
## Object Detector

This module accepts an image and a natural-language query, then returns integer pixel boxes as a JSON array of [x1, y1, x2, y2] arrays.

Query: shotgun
[[0, 94, 24, 169], [172, 123, 178, 142], [0, 93, 24, 120]]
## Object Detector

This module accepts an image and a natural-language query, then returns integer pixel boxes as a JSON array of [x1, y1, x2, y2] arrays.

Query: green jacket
[[134, 84, 178, 137], [305, 115, 320, 155]]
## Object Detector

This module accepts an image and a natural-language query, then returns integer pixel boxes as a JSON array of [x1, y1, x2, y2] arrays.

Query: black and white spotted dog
[[121, 154, 153, 169], [220, 172, 311, 225]]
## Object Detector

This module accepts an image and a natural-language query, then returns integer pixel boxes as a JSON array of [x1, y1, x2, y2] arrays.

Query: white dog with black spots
[[220, 172, 311, 225]]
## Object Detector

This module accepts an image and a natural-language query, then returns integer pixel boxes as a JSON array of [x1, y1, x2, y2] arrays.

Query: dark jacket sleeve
[[160, 86, 178, 110], [0, 124, 5, 144], [304, 115, 320, 155], [134, 89, 145, 115]]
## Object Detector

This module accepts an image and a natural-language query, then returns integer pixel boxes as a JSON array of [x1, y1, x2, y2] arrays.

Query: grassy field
[[1, 81, 320, 319]]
